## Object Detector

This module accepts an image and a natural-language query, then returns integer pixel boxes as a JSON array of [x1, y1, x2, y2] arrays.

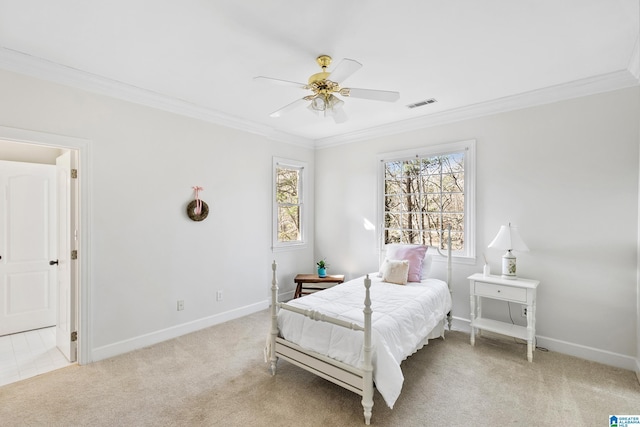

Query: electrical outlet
[[177, 300, 184, 311], [216, 290, 223, 301], [521, 306, 527, 317]]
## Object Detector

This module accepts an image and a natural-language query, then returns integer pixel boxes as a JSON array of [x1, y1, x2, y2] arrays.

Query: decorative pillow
[[380, 259, 410, 285], [384, 245, 428, 282], [421, 254, 433, 279]]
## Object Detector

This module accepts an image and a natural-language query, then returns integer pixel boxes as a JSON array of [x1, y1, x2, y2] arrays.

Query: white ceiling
[[0, 0, 638, 147]]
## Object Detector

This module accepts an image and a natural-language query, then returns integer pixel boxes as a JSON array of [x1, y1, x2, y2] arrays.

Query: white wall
[[0, 69, 314, 361], [1, 65, 637, 371], [315, 87, 640, 369]]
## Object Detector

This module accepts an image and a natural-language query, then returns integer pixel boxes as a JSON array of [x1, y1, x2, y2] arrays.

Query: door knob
[[49, 260, 59, 265]]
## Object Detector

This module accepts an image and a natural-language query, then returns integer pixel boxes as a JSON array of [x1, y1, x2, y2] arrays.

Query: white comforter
[[277, 274, 452, 408]]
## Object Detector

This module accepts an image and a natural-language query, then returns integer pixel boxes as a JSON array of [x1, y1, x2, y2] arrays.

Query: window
[[273, 157, 307, 250], [378, 140, 475, 259]]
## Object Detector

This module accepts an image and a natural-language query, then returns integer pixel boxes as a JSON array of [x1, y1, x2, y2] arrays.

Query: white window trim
[[377, 139, 476, 264], [272, 157, 308, 251]]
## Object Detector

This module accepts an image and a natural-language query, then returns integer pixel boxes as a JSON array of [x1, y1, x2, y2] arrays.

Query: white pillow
[[380, 258, 410, 285], [421, 254, 433, 279]]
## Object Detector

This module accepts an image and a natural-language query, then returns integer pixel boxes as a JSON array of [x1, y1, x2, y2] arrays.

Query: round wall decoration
[[187, 199, 209, 221]]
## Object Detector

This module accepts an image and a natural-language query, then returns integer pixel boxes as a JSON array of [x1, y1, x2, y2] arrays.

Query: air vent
[[407, 98, 437, 109]]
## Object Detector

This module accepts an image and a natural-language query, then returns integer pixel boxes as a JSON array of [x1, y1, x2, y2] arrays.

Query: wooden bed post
[[270, 260, 279, 375], [361, 274, 373, 425]]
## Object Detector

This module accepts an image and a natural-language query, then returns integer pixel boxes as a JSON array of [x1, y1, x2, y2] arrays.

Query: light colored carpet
[[1, 309, 638, 426]]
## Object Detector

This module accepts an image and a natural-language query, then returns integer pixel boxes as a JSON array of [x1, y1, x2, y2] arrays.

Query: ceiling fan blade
[[269, 98, 308, 117], [254, 76, 307, 89], [328, 58, 362, 84], [342, 87, 400, 102]]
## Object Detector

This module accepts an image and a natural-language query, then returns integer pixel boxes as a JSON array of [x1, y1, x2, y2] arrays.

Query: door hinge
[[71, 331, 78, 342], [71, 169, 78, 179], [71, 250, 78, 260]]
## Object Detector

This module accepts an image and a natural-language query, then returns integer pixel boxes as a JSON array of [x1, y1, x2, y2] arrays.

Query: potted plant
[[316, 259, 328, 278]]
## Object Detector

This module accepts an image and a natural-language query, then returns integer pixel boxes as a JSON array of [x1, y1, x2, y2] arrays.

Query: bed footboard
[[276, 337, 366, 395], [269, 261, 374, 425]]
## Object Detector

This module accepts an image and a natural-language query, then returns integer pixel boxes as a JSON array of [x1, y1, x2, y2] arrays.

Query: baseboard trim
[[535, 335, 637, 371], [91, 308, 638, 373], [90, 299, 269, 362], [450, 317, 636, 371], [278, 289, 296, 302], [449, 316, 471, 333]]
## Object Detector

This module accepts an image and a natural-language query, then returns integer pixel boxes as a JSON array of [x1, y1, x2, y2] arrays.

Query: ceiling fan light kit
[[307, 93, 343, 113], [255, 55, 400, 123]]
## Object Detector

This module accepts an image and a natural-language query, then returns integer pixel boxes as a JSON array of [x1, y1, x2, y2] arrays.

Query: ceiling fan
[[254, 55, 400, 123]]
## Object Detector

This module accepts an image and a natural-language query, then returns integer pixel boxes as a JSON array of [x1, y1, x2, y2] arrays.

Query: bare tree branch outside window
[[383, 152, 465, 251]]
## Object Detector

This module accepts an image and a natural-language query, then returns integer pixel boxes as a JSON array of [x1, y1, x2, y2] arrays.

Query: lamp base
[[501, 250, 517, 279]]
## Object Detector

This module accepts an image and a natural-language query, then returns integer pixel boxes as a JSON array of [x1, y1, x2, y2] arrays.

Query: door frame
[[0, 125, 91, 365]]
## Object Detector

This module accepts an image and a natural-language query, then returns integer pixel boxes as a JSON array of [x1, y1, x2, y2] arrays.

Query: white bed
[[267, 237, 452, 424]]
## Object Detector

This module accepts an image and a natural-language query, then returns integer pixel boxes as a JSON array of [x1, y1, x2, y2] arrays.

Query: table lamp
[[488, 223, 529, 279]]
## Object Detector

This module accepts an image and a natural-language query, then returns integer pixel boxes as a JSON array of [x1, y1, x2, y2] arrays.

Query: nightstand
[[468, 273, 540, 362], [293, 274, 345, 298]]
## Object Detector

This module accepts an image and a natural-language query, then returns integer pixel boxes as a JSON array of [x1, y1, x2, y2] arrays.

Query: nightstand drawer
[[474, 282, 527, 303]]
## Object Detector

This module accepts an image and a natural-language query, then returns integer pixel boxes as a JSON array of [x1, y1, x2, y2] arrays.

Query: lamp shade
[[309, 96, 326, 111], [488, 224, 529, 252]]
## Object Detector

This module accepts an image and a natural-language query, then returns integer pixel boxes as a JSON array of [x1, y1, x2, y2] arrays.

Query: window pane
[[450, 231, 464, 251], [384, 161, 404, 176], [442, 173, 463, 193], [422, 175, 441, 193], [385, 179, 404, 195], [384, 195, 405, 211], [278, 205, 300, 242], [441, 153, 464, 173], [442, 193, 464, 213], [385, 228, 402, 243], [276, 168, 299, 204], [441, 214, 464, 232], [419, 213, 440, 230], [425, 229, 443, 247]]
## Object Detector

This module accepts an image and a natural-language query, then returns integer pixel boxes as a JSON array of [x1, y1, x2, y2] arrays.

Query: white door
[[0, 160, 57, 336], [55, 152, 77, 362]]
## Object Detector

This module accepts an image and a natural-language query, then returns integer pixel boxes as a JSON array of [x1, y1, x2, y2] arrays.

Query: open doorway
[[0, 128, 89, 385]]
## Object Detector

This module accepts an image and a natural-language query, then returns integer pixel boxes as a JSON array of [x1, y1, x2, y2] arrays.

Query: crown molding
[[0, 47, 314, 149], [1, 47, 637, 151], [314, 68, 640, 149]]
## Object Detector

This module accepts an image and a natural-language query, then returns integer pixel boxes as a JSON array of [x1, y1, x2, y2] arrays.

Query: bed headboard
[[378, 224, 452, 288]]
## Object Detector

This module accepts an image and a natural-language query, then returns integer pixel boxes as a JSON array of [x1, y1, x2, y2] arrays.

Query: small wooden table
[[293, 274, 345, 298]]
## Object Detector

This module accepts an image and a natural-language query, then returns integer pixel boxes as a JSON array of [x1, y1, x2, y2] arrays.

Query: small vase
[[317, 267, 326, 278], [483, 264, 491, 276]]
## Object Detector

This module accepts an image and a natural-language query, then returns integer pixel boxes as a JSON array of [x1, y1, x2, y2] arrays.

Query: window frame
[[272, 157, 307, 251], [377, 139, 476, 262]]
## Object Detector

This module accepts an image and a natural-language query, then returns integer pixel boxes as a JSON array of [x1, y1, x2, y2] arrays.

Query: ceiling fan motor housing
[[308, 55, 338, 93]]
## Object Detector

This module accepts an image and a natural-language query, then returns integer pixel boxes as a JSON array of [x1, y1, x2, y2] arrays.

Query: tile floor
[[0, 327, 72, 386]]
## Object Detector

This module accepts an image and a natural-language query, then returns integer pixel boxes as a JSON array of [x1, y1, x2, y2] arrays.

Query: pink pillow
[[384, 245, 428, 282]]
